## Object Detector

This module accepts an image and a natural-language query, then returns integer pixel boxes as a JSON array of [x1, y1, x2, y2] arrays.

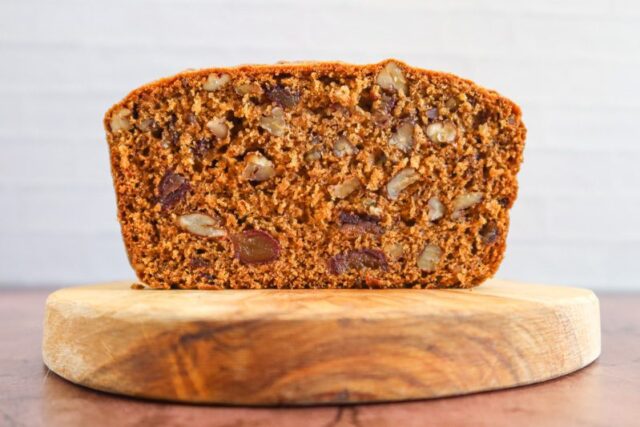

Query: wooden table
[[1, 289, 638, 427]]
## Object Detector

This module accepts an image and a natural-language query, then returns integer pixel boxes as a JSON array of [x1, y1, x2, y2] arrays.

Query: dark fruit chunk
[[190, 257, 210, 268], [192, 138, 214, 160], [156, 171, 190, 210], [328, 249, 388, 275], [480, 222, 499, 244], [338, 211, 383, 235], [266, 85, 300, 108], [372, 92, 397, 127], [231, 230, 281, 265]]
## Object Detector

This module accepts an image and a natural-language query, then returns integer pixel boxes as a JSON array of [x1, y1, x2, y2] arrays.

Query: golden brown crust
[[104, 59, 526, 289]]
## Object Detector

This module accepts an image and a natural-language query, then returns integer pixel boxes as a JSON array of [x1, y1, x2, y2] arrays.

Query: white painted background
[[1, 0, 639, 290]]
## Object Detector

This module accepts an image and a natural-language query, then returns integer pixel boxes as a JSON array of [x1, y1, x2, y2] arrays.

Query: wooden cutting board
[[42, 279, 600, 405]]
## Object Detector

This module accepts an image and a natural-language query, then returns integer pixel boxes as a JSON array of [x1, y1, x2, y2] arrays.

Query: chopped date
[[328, 249, 388, 275], [480, 222, 499, 244], [338, 211, 383, 235], [156, 171, 190, 210], [231, 229, 281, 265], [191, 138, 214, 159], [265, 85, 300, 108], [190, 257, 210, 268]]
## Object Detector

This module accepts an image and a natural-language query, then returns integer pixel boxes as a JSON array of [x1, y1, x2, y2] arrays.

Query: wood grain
[[3, 289, 638, 427], [41, 279, 600, 405]]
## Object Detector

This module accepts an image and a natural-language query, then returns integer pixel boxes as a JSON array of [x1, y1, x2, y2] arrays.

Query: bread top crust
[[104, 59, 522, 131]]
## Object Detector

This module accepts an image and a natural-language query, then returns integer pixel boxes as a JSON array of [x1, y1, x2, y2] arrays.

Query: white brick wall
[[1, 0, 639, 290]]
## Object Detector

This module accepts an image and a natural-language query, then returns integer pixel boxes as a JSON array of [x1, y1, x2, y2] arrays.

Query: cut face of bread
[[104, 60, 526, 289]]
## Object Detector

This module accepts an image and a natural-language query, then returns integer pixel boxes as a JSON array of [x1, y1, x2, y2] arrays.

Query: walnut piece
[[110, 108, 132, 132], [426, 121, 457, 143], [333, 136, 356, 158], [385, 242, 404, 261], [235, 82, 262, 96], [329, 176, 361, 199], [427, 197, 445, 221], [259, 107, 287, 136], [304, 147, 323, 162], [452, 192, 483, 218], [241, 152, 276, 182], [206, 117, 228, 139], [137, 118, 154, 132], [203, 73, 230, 91], [177, 213, 226, 238], [376, 62, 407, 95], [389, 122, 414, 153], [417, 244, 442, 272], [386, 168, 421, 200]]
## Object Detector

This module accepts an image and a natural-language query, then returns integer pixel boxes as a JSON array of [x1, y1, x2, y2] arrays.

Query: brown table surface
[[1, 289, 638, 427]]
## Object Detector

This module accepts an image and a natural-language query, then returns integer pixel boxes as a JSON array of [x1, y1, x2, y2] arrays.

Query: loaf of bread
[[104, 60, 526, 289]]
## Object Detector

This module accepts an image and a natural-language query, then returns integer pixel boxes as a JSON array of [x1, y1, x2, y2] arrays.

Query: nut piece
[[231, 230, 281, 265], [386, 168, 421, 200], [329, 176, 361, 199], [259, 107, 287, 136], [203, 73, 230, 91], [110, 108, 132, 132], [235, 82, 262, 96], [156, 171, 190, 210], [427, 197, 445, 221], [328, 249, 388, 275], [241, 152, 276, 182], [385, 242, 404, 261], [304, 147, 323, 162], [452, 192, 483, 218], [206, 117, 228, 139], [426, 121, 457, 143], [417, 244, 442, 272], [177, 213, 226, 238], [389, 122, 414, 153], [137, 118, 154, 132], [333, 136, 356, 158], [376, 62, 407, 95]]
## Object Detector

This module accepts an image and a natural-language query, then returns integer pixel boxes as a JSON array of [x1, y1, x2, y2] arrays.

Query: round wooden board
[[42, 279, 600, 405]]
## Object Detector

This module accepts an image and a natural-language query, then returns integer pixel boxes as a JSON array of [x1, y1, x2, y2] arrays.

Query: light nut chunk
[[385, 242, 404, 261], [389, 122, 414, 153], [333, 136, 356, 158], [426, 121, 457, 143], [427, 197, 445, 221], [452, 192, 483, 218], [235, 82, 262, 96], [203, 73, 230, 91], [241, 152, 276, 182], [259, 107, 287, 137], [376, 62, 407, 95], [417, 244, 442, 272], [304, 147, 323, 162], [177, 213, 226, 238], [329, 176, 361, 199], [110, 108, 132, 132], [386, 168, 421, 200], [206, 117, 229, 139]]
